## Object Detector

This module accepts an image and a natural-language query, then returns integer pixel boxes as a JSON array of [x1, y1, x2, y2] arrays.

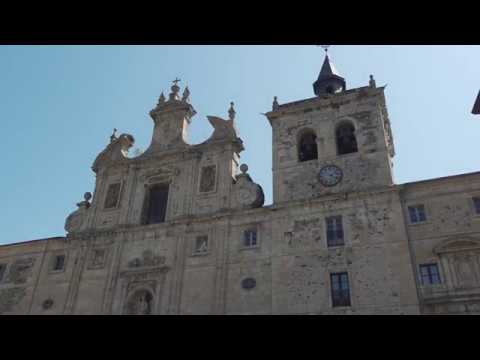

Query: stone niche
[[434, 237, 480, 290], [199, 165, 217, 194], [114, 264, 170, 315], [103, 182, 122, 209]]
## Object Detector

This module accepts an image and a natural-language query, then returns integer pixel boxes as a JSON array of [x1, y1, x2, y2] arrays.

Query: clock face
[[318, 165, 343, 187], [237, 187, 256, 205]]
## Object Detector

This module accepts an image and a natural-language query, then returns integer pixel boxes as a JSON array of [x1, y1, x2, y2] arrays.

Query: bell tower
[[266, 48, 395, 204]]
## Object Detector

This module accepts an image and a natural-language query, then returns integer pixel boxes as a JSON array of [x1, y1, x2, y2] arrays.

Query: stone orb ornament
[[234, 163, 265, 209], [240, 163, 249, 174]]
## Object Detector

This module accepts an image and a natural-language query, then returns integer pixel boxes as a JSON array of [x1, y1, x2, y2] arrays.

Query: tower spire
[[313, 46, 346, 96]]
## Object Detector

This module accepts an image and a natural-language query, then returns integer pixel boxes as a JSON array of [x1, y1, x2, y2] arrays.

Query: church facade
[[1, 53, 480, 315]]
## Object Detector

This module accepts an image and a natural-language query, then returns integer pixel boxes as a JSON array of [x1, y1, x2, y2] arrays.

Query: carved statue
[[92, 133, 135, 173], [228, 102, 236, 120], [126, 290, 153, 315], [182, 86, 191, 103], [272, 96, 279, 110], [137, 292, 152, 315]]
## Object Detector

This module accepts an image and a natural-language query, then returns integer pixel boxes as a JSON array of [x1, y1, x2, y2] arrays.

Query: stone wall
[[0, 186, 423, 315], [401, 172, 480, 314]]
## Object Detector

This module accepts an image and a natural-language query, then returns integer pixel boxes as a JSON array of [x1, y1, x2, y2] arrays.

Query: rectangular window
[[408, 205, 427, 223], [243, 230, 257, 248], [330, 272, 351, 307], [104, 183, 122, 209], [53, 255, 65, 271], [326, 216, 344, 247], [0, 264, 6, 282], [145, 184, 169, 225], [473, 197, 480, 215], [419, 263, 441, 285], [195, 235, 209, 254]]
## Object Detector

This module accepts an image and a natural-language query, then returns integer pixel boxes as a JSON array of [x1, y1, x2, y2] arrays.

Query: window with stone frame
[[194, 235, 209, 254], [52, 254, 65, 271], [243, 229, 258, 248], [408, 204, 427, 223], [143, 183, 169, 225], [91, 249, 107, 268], [473, 197, 480, 215], [419, 263, 441, 285], [336, 122, 358, 155], [199, 165, 216, 193], [0, 263, 6, 282], [104, 182, 122, 209], [326, 216, 344, 247], [298, 129, 318, 162], [330, 272, 351, 307]]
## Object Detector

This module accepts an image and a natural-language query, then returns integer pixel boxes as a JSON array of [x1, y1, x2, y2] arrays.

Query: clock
[[318, 165, 343, 187], [236, 186, 257, 205]]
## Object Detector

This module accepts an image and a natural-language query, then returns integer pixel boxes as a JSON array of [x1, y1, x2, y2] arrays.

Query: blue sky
[[1, 45, 479, 244]]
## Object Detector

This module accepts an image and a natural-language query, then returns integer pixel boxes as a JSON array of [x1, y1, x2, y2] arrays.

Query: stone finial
[[182, 86, 191, 103], [158, 92, 166, 105], [76, 192, 92, 209], [369, 74, 376, 88], [110, 128, 117, 143], [169, 78, 181, 101], [272, 96, 279, 110], [240, 163, 248, 174], [228, 102, 236, 120]]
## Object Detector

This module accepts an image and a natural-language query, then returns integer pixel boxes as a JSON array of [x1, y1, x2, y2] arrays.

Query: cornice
[[266, 86, 384, 124]]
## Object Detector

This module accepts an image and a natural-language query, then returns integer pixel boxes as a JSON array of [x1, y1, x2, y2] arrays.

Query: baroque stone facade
[[1, 54, 480, 315]]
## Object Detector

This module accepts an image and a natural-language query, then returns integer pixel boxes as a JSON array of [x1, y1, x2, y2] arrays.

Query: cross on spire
[[313, 45, 345, 96], [170, 77, 181, 100], [318, 45, 330, 54]]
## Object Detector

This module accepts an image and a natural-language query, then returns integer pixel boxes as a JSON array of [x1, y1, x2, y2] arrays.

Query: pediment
[[433, 236, 480, 255]]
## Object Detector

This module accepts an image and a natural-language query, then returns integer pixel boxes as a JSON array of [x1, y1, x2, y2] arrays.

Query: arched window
[[336, 122, 358, 155], [298, 130, 318, 162]]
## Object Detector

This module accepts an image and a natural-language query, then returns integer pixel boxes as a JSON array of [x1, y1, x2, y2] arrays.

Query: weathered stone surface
[[6, 258, 35, 285], [0, 287, 27, 314], [1, 71, 479, 315]]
